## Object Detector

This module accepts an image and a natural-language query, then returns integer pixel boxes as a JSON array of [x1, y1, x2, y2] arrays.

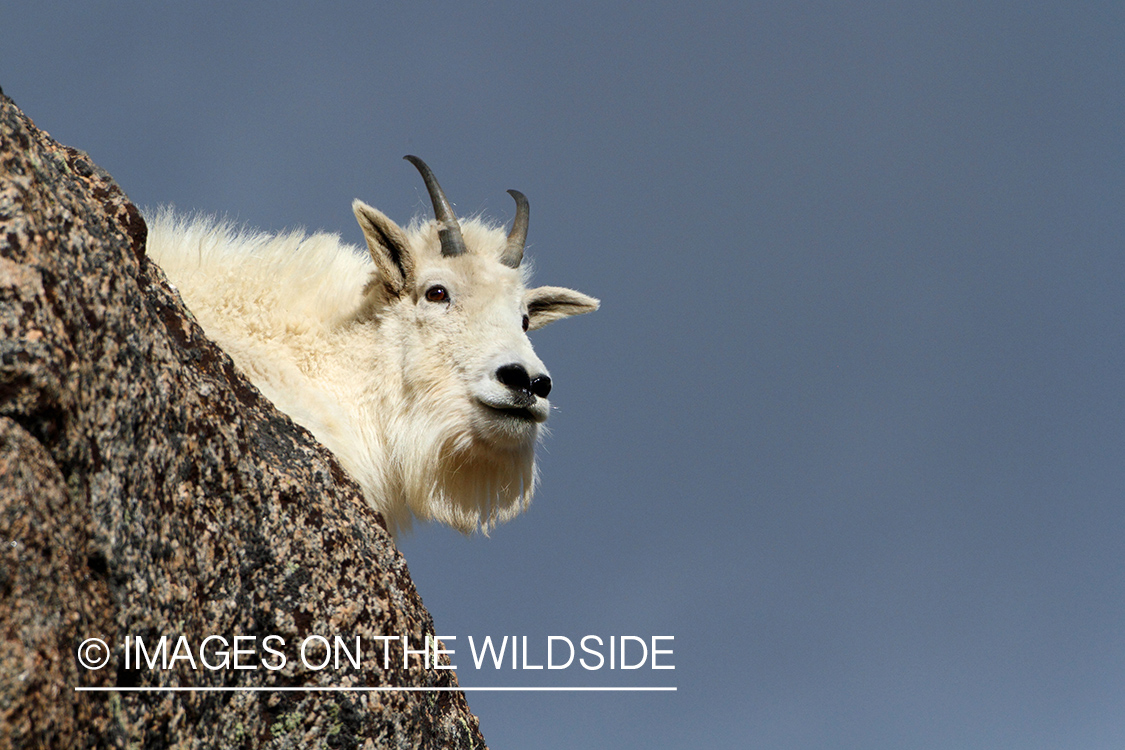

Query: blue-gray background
[[4, 2, 1122, 747]]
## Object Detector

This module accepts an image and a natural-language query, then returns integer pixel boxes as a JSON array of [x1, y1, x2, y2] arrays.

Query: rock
[[0, 90, 487, 749]]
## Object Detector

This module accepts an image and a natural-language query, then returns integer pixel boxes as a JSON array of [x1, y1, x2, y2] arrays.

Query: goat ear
[[353, 199, 414, 294], [524, 286, 600, 330]]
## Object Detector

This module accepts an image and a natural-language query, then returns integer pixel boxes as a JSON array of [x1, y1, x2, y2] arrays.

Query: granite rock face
[[0, 91, 486, 749]]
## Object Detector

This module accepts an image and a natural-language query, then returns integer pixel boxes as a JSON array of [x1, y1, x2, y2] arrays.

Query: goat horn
[[404, 155, 467, 257], [501, 189, 529, 268]]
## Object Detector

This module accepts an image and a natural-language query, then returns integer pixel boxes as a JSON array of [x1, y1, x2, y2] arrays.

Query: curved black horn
[[501, 189, 529, 268], [404, 155, 467, 257]]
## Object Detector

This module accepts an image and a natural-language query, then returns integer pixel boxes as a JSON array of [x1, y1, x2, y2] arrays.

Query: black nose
[[496, 364, 551, 399]]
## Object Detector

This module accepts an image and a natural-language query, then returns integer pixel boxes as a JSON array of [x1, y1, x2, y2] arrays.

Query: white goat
[[146, 156, 598, 537]]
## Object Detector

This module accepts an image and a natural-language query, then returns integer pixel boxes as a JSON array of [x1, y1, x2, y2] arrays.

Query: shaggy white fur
[[145, 184, 597, 537]]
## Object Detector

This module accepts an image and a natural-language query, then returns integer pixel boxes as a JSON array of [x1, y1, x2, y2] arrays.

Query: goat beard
[[387, 413, 540, 537]]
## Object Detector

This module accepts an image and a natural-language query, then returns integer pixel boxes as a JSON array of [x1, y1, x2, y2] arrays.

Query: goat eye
[[425, 285, 449, 302], [522, 314, 530, 332]]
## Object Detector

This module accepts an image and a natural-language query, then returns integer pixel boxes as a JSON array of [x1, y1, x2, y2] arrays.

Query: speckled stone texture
[[0, 91, 487, 750]]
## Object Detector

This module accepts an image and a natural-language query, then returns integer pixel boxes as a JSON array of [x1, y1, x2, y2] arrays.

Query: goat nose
[[496, 365, 552, 399]]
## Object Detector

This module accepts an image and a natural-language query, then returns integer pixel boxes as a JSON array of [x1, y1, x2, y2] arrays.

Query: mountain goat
[[146, 156, 598, 537]]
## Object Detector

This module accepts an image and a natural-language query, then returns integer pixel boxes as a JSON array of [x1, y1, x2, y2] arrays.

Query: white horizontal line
[[75, 686, 676, 693]]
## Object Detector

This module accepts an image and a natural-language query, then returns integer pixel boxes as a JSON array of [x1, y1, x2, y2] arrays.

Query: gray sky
[[4, 2, 1123, 747]]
